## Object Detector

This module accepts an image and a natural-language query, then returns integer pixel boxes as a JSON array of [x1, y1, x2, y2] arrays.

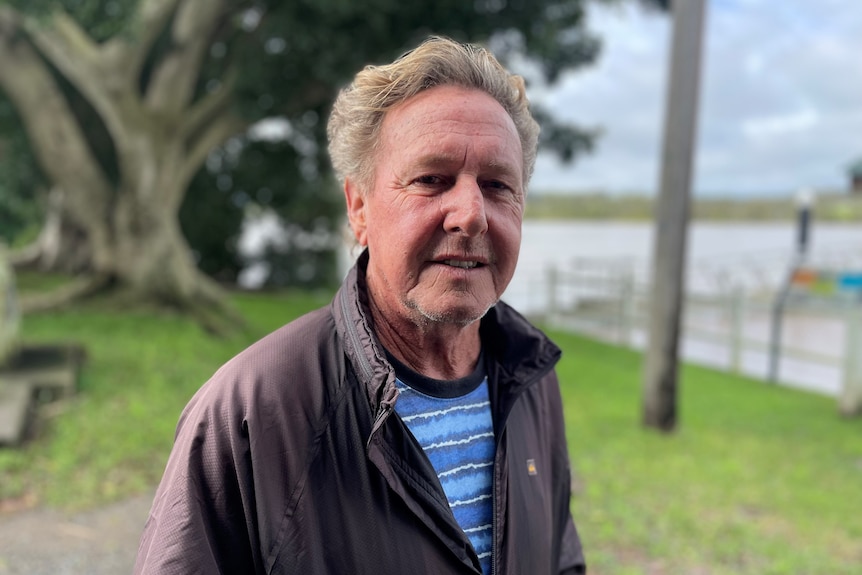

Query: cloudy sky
[[529, 0, 862, 197]]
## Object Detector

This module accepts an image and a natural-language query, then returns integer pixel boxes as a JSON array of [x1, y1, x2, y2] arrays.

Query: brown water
[[506, 220, 862, 397]]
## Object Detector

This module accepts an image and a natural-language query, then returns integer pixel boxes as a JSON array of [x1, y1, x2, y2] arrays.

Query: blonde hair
[[327, 36, 539, 191]]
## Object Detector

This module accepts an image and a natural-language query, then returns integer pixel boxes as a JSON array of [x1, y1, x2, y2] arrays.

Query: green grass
[[551, 330, 862, 574], [0, 289, 331, 509], [12, 269, 77, 293], [1, 289, 860, 573]]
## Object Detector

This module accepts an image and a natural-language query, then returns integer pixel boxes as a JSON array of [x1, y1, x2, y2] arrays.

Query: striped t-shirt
[[389, 353, 495, 575]]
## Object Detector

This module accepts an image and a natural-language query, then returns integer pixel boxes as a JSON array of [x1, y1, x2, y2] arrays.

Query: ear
[[344, 177, 368, 246]]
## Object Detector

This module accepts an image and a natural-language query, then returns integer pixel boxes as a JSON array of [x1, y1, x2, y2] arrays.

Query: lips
[[433, 252, 490, 271], [443, 260, 479, 269]]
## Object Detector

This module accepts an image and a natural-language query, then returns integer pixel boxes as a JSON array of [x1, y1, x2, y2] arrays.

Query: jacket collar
[[332, 249, 561, 416]]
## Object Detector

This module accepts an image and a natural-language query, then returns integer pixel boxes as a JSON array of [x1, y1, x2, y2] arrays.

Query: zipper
[[339, 288, 373, 382], [490, 440, 500, 575], [339, 285, 400, 449], [366, 398, 395, 449]]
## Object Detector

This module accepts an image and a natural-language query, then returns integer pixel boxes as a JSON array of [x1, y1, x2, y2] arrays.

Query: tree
[[0, 0, 657, 326], [0, 98, 42, 246], [0, 0, 240, 325]]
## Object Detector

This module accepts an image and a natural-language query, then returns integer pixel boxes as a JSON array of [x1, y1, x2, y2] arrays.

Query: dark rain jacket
[[134, 252, 586, 575]]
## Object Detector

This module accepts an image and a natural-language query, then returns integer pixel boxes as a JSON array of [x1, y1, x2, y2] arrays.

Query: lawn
[[553, 329, 862, 574], [1, 288, 860, 574], [0, 288, 331, 509]]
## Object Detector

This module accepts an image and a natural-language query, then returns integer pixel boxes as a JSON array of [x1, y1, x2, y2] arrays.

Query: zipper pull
[[367, 386, 399, 448]]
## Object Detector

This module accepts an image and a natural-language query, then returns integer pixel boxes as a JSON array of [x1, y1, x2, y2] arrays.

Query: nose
[[443, 178, 488, 237]]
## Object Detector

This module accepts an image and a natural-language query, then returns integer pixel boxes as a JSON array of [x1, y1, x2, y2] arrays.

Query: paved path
[[0, 492, 153, 574]]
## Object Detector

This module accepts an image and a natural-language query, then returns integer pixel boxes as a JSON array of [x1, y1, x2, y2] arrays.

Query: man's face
[[345, 85, 525, 327]]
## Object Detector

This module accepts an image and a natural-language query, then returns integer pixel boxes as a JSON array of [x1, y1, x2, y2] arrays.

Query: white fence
[[524, 259, 861, 409]]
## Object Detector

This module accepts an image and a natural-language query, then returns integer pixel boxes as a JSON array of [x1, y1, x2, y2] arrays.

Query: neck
[[368, 290, 482, 381]]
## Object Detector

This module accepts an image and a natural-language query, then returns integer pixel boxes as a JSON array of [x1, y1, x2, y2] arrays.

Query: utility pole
[[642, 0, 707, 431]]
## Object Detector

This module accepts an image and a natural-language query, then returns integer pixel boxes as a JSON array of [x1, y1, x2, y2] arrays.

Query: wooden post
[[642, 0, 707, 431], [729, 287, 744, 374], [546, 264, 558, 322], [840, 308, 862, 417], [618, 271, 635, 347]]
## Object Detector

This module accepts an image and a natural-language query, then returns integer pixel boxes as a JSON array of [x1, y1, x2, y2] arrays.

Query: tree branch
[[145, 0, 229, 113], [109, 0, 182, 79], [9, 187, 63, 271], [21, 9, 99, 82], [21, 7, 128, 144], [179, 113, 248, 190], [9, 242, 43, 269], [38, 9, 100, 61], [0, 9, 113, 235], [179, 64, 238, 143], [19, 274, 112, 315]]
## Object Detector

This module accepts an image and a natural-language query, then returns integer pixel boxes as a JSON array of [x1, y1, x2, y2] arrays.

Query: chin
[[410, 300, 497, 328]]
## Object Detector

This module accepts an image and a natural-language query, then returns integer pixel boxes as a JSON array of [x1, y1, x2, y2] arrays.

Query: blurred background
[[0, 0, 860, 573]]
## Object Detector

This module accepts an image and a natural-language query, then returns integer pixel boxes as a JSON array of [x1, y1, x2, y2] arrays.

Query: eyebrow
[[411, 153, 462, 169], [411, 154, 522, 182]]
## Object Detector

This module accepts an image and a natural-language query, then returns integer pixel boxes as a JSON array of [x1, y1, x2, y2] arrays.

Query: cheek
[[366, 222, 413, 271], [492, 207, 524, 251]]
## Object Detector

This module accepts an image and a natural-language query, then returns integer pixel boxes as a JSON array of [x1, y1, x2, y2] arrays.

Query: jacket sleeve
[[133, 377, 262, 575], [559, 511, 586, 574], [549, 370, 587, 575]]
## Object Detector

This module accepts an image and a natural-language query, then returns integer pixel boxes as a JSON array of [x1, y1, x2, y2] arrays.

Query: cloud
[[530, 0, 862, 197], [741, 109, 819, 140]]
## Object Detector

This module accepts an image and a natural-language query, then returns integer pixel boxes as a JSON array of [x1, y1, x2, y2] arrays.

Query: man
[[134, 36, 585, 575]]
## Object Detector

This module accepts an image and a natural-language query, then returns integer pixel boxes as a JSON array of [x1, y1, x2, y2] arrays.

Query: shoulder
[[139, 305, 355, 573], [218, 305, 342, 390], [181, 305, 347, 440]]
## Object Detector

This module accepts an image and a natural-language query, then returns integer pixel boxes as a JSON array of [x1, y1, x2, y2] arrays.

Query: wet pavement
[[0, 491, 152, 574]]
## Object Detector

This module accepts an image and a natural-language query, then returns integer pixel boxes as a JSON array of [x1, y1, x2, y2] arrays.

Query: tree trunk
[[11, 188, 92, 274], [0, 2, 245, 330], [15, 182, 239, 331], [109, 180, 229, 312]]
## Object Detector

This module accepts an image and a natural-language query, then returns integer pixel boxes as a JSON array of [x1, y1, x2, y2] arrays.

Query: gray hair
[[326, 36, 540, 192]]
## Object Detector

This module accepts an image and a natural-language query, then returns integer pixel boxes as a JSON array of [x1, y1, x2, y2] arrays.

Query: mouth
[[432, 254, 489, 271], [442, 259, 480, 269]]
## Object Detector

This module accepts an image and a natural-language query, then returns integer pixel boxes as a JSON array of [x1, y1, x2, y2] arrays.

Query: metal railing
[[531, 261, 860, 407]]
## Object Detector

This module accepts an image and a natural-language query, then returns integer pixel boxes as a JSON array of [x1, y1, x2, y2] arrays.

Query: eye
[[482, 180, 513, 194], [412, 175, 449, 187]]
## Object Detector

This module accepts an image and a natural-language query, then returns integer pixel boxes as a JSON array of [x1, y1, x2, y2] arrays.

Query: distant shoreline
[[524, 192, 862, 222]]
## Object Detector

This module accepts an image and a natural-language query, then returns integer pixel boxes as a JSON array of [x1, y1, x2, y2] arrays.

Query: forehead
[[377, 86, 523, 175]]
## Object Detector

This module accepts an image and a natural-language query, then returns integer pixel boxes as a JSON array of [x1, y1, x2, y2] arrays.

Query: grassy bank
[[526, 191, 862, 222], [0, 288, 331, 509], [1, 288, 860, 573], [553, 330, 862, 574]]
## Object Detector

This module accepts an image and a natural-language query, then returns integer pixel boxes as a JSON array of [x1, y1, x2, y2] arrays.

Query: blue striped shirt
[[390, 355, 495, 575]]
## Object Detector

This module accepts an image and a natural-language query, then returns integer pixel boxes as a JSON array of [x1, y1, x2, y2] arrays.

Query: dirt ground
[[0, 491, 153, 575]]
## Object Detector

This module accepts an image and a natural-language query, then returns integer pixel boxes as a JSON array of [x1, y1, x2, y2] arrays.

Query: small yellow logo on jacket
[[526, 459, 538, 476]]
